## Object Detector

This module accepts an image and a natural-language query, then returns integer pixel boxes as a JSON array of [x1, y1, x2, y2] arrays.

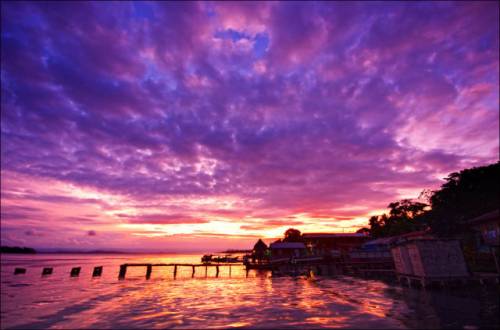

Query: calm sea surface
[[1, 253, 498, 329]]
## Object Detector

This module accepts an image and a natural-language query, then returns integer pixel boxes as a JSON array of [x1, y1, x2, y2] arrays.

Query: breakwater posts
[[92, 266, 103, 277], [70, 267, 81, 277], [14, 268, 26, 274], [12, 266, 104, 277], [42, 267, 53, 275], [118, 263, 243, 279], [9, 264, 499, 286]]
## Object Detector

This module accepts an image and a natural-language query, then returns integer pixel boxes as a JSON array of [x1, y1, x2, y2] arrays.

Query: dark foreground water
[[1, 254, 498, 329]]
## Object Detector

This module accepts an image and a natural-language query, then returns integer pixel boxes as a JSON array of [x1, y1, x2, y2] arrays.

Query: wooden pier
[[118, 263, 244, 279]]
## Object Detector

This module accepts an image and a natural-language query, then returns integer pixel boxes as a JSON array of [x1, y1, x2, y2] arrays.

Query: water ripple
[[2, 254, 499, 329]]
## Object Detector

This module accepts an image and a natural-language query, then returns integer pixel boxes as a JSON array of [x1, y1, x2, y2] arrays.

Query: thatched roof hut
[[253, 239, 268, 252]]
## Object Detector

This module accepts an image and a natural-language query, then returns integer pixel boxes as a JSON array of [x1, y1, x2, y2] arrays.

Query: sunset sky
[[1, 1, 498, 252]]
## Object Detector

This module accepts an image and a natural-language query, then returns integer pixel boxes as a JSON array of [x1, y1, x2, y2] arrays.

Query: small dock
[[118, 263, 244, 279]]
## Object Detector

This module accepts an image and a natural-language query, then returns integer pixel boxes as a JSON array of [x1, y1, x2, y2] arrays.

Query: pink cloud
[[1, 1, 498, 251]]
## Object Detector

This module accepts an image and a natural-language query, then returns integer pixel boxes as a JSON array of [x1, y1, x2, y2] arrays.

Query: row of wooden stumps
[[14, 266, 103, 277], [118, 263, 246, 279]]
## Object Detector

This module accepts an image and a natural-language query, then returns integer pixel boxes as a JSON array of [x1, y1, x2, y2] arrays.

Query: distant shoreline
[[219, 249, 252, 254], [1, 250, 220, 255], [0, 246, 36, 254], [0, 246, 251, 255]]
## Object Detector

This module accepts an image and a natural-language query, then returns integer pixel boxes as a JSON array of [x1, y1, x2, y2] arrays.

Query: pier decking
[[9, 263, 499, 289], [118, 263, 244, 279]]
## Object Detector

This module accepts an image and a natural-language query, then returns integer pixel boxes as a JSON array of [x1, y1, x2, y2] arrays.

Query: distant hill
[[1, 246, 37, 254]]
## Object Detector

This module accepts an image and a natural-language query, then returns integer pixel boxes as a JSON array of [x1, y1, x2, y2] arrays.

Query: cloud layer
[[1, 1, 498, 251]]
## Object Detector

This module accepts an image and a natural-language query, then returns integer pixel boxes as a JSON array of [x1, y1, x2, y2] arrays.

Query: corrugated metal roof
[[363, 230, 433, 248], [269, 242, 306, 249], [363, 237, 396, 246]]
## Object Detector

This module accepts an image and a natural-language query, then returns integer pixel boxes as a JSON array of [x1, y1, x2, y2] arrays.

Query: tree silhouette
[[356, 227, 370, 234], [283, 228, 303, 242], [365, 161, 499, 238], [366, 200, 428, 238], [428, 161, 499, 237]]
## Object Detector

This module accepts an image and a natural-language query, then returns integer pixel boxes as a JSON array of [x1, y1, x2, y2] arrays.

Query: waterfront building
[[358, 230, 432, 251], [467, 210, 500, 274], [391, 238, 469, 286], [269, 242, 307, 259], [347, 230, 433, 272], [349, 237, 394, 261], [467, 210, 499, 247], [252, 239, 269, 263], [302, 233, 369, 257]]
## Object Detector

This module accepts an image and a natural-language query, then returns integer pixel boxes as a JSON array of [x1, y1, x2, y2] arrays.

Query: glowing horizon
[[1, 1, 499, 251]]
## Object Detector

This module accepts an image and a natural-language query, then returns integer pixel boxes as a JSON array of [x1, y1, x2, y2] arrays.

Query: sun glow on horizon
[[1, 1, 498, 251]]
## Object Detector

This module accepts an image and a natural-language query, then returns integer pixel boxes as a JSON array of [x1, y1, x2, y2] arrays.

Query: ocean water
[[1, 254, 498, 329]]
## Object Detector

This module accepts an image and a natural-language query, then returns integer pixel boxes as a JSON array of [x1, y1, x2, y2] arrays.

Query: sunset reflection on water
[[1, 254, 498, 329]]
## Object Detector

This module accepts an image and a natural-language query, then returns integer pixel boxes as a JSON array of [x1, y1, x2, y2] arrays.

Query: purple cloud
[[119, 213, 209, 225], [1, 1, 498, 250]]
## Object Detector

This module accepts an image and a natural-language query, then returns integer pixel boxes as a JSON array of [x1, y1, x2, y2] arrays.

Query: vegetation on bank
[[1, 246, 37, 254], [356, 161, 499, 238]]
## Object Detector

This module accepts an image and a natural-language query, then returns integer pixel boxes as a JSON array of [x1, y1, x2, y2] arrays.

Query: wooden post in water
[[146, 264, 152, 279], [216, 265, 219, 277], [192, 265, 195, 278], [92, 266, 103, 277], [42, 267, 53, 276], [173, 265, 178, 279], [14, 268, 26, 275], [119, 265, 127, 279], [70, 267, 81, 277], [246, 269, 249, 278], [229, 265, 231, 277], [205, 265, 208, 277]]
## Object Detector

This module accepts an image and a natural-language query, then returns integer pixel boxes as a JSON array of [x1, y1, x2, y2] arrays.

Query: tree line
[[356, 161, 499, 238], [1, 246, 37, 254]]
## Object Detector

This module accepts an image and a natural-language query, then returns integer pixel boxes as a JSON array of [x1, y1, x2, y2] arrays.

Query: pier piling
[[14, 268, 26, 275], [119, 265, 127, 279], [42, 267, 53, 276], [92, 266, 103, 277], [70, 267, 81, 277], [116, 262, 241, 280]]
